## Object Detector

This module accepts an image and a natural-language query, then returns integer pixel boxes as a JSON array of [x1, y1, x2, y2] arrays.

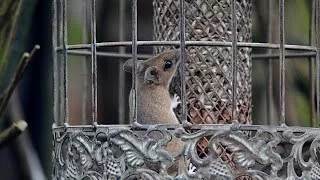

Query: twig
[[0, 0, 20, 29], [0, 120, 27, 148], [8, 91, 47, 180], [0, 44, 40, 118]]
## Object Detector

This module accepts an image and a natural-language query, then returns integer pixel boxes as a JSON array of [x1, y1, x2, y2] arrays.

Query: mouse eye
[[164, 60, 172, 70]]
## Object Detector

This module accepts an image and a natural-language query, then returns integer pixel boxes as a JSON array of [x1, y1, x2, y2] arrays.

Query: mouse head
[[124, 49, 181, 88]]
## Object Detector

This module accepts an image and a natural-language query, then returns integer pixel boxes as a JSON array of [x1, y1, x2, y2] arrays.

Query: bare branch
[[0, 120, 27, 148], [0, 44, 40, 118], [8, 91, 46, 180]]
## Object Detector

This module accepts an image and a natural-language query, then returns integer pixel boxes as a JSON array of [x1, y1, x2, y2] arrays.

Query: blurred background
[[0, 0, 316, 179]]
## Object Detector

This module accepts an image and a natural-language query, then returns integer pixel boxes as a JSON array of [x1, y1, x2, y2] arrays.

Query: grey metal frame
[[52, 0, 320, 179]]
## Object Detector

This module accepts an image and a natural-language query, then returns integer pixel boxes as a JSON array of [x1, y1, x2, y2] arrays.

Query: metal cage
[[52, 0, 320, 179]]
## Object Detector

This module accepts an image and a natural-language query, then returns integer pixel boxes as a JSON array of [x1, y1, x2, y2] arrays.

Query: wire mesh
[[153, 0, 252, 126], [153, 0, 252, 166], [51, 0, 320, 179]]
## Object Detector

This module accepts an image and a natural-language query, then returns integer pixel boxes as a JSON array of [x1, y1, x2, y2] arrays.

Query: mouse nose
[[150, 68, 157, 75]]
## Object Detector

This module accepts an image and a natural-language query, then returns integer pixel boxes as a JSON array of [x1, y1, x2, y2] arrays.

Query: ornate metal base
[[52, 124, 320, 179]]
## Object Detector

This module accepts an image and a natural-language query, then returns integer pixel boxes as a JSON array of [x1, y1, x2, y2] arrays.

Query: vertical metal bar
[[231, 0, 238, 122], [52, 0, 59, 125], [61, 0, 70, 165], [179, 0, 187, 123], [82, 0, 88, 125], [316, 0, 320, 125], [62, 0, 69, 124], [266, 0, 274, 125], [132, 0, 138, 124], [58, 0, 64, 125], [279, 0, 286, 125], [309, 0, 316, 127], [91, 0, 98, 124], [118, 0, 126, 124]]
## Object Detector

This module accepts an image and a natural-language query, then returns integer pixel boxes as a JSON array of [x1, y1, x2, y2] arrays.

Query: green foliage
[[68, 20, 83, 45], [286, 0, 310, 43], [0, 0, 22, 78], [295, 91, 310, 127]]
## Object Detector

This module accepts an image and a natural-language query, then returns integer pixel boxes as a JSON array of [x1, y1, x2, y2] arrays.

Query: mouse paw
[[171, 94, 181, 109], [187, 162, 197, 175]]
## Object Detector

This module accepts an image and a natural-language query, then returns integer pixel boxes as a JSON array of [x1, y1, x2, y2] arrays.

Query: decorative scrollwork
[[110, 130, 174, 169], [52, 125, 320, 179]]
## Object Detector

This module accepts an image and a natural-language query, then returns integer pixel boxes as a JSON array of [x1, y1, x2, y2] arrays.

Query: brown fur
[[124, 50, 184, 175], [124, 50, 181, 124]]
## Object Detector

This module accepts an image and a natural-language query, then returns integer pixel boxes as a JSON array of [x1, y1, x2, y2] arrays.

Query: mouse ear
[[123, 59, 133, 73], [123, 59, 143, 73]]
